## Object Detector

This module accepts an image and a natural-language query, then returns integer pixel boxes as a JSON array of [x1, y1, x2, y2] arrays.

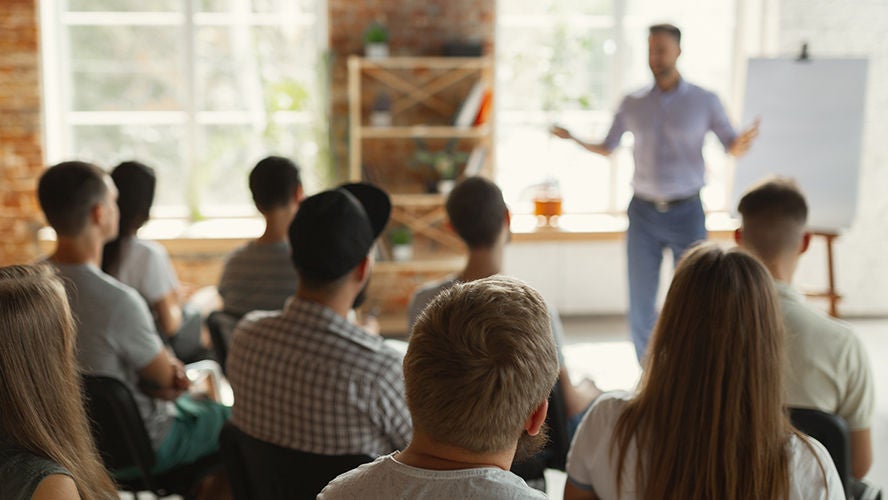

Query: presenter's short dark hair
[[38, 161, 109, 237], [249, 156, 302, 212], [446, 177, 507, 250], [649, 24, 681, 45]]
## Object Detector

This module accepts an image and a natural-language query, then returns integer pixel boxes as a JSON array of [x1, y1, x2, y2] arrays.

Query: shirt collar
[[283, 296, 384, 351], [650, 75, 687, 96], [774, 280, 804, 303]]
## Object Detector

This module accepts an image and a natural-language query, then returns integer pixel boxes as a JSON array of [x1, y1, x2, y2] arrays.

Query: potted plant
[[370, 92, 392, 127], [389, 225, 413, 262], [364, 22, 389, 59], [411, 139, 468, 195]]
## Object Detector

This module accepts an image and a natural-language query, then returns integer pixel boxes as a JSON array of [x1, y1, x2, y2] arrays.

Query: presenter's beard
[[513, 423, 549, 463], [352, 279, 370, 309]]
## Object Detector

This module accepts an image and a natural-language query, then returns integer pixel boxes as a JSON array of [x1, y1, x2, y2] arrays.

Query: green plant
[[410, 139, 468, 181], [364, 22, 389, 44], [389, 225, 413, 246]]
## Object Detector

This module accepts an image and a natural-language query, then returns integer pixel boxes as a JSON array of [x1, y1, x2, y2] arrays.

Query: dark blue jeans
[[627, 194, 707, 362]]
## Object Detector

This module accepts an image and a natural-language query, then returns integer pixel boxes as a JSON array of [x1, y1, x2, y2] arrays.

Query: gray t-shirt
[[319, 453, 548, 499], [114, 237, 179, 304], [53, 262, 175, 447], [408, 276, 566, 365], [0, 445, 72, 500], [218, 240, 300, 317]]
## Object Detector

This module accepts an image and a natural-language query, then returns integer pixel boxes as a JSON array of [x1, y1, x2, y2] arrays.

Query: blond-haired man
[[320, 277, 558, 499]]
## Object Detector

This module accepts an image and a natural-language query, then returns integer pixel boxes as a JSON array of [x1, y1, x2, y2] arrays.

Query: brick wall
[[0, 0, 43, 265]]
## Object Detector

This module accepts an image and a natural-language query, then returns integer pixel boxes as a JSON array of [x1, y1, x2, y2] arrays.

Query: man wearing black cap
[[226, 183, 412, 460]]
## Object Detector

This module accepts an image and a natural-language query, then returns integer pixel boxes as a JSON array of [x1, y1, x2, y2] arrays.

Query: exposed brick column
[[0, 0, 43, 265]]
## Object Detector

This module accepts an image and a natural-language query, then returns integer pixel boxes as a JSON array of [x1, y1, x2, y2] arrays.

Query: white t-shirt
[[566, 392, 844, 500], [319, 453, 547, 500], [115, 237, 179, 304]]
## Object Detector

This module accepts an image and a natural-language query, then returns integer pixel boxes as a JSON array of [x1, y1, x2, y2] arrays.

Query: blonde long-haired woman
[[564, 243, 842, 499], [0, 264, 117, 499]]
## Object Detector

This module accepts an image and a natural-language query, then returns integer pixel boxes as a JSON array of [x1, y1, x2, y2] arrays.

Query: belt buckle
[[655, 200, 669, 213]]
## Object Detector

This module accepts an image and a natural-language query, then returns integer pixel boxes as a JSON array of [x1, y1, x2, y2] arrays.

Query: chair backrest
[[789, 407, 852, 498], [206, 311, 240, 371], [220, 422, 373, 500], [82, 374, 157, 488]]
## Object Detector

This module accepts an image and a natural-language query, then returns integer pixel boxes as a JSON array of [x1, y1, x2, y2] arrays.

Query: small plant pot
[[437, 179, 456, 196], [370, 111, 392, 127], [365, 43, 389, 59], [392, 244, 414, 262]]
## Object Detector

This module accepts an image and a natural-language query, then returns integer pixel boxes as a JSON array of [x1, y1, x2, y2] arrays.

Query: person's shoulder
[[585, 391, 634, 427], [318, 455, 390, 499], [787, 433, 842, 496], [782, 294, 857, 344]]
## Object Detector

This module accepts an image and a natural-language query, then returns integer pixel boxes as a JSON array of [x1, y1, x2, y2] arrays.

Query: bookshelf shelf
[[348, 56, 494, 334]]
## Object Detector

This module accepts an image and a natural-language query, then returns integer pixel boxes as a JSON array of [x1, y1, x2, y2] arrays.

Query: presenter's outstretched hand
[[728, 118, 760, 157], [550, 124, 572, 140]]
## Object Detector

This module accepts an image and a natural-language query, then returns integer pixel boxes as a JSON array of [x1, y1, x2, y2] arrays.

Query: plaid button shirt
[[227, 297, 412, 456]]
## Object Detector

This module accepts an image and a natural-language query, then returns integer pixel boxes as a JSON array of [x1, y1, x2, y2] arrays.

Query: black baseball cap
[[289, 182, 391, 282]]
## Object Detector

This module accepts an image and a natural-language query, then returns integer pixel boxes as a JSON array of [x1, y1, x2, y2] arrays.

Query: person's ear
[[524, 399, 548, 436], [800, 232, 812, 255], [504, 209, 511, 228], [445, 219, 455, 235], [734, 228, 743, 246], [355, 256, 371, 283], [293, 185, 304, 204], [91, 202, 105, 227]]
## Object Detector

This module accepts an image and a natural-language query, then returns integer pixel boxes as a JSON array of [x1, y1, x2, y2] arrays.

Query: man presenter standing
[[552, 24, 759, 361]]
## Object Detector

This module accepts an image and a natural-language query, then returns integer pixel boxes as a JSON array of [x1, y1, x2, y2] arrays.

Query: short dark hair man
[[408, 177, 600, 432], [321, 277, 558, 499], [552, 23, 760, 361], [735, 177, 875, 482], [227, 183, 412, 459], [218, 156, 304, 317], [38, 161, 230, 478]]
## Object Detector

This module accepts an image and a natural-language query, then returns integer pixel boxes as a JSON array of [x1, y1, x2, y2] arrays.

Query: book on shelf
[[453, 81, 486, 128], [473, 88, 493, 126], [463, 146, 487, 177]]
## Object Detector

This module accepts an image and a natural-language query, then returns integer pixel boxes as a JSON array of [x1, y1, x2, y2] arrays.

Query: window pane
[[69, 25, 184, 111], [71, 124, 188, 208], [67, 0, 181, 11]]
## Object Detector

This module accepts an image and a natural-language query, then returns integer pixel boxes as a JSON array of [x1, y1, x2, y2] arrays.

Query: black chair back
[[220, 421, 373, 500], [790, 407, 852, 498], [206, 311, 240, 371], [82, 374, 158, 490]]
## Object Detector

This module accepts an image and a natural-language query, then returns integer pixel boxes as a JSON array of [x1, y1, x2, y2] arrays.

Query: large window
[[42, 0, 329, 220], [496, 0, 744, 216]]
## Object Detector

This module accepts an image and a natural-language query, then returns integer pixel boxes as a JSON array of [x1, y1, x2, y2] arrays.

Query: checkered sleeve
[[375, 366, 413, 450]]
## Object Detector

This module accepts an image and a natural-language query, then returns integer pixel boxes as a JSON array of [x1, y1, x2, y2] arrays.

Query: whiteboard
[[731, 58, 868, 231]]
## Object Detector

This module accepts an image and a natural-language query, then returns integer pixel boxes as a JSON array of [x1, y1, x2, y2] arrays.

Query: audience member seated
[[218, 156, 303, 318], [735, 178, 875, 483], [227, 183, 411, 458], [407, 176, 600, 425], [37, 161, 230, 483], [564, 243, 842, 500], [101, 161, 210, 362], [321, 276, 558, 499], [0, 264, 117, 500]]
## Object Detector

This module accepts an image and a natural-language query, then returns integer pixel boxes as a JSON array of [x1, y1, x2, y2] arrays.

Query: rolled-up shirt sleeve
[[602, 98, 628, 152]]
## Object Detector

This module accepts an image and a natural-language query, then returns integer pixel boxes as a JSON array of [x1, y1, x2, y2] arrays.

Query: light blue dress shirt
[[603, 78, 737, 201]]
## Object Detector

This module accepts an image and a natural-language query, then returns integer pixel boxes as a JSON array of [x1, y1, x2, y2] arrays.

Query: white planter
[[365, 43, 389, 59], [437, 179, 456, 196], [392, 244, 413, 262], [370, 111, 392, 127]]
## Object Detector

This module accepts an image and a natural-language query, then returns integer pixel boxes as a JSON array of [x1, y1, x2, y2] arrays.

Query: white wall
[[505, 0, 888, 317]]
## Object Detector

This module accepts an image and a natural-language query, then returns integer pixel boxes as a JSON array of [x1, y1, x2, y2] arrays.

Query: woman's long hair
[[101, 161, 157, 275], [611, 243, 824, 499], [0, 264, 117, 499]]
